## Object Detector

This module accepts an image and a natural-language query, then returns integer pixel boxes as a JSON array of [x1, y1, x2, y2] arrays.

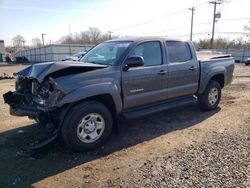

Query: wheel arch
[[59, 93, 119, 131], [210, 74, 225, 88], [198, 69, 226, 94]]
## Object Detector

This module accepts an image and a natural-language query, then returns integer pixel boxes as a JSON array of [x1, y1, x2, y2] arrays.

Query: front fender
[[57, 82, 123, 113]]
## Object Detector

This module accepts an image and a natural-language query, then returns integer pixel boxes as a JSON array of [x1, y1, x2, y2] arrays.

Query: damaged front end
[[3, 62, 108, 151], [3, 61, 105, 121], [3, 74, 64, 121], [3, 74, 65, 151]]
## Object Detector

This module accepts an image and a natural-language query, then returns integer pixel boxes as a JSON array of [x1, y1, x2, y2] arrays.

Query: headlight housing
[[34, 79, 64, 107]]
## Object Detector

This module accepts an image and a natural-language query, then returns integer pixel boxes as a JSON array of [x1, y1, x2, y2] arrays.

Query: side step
[[122, 96, 197, 120]]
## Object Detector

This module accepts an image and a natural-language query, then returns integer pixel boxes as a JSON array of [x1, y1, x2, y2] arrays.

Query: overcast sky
[[0, 0, 250, 46]]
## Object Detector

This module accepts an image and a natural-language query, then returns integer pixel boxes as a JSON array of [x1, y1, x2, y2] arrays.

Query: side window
[[166, 41, 192, 63], [130, 41, 162, 66]]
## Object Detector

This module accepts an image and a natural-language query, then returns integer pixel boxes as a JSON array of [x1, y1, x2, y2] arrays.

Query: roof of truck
[[107, 37, 186, 43]]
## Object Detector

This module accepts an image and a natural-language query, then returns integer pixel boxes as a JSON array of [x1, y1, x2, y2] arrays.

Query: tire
[[197, 80, 221, 111], [61, 101, 113, 152]]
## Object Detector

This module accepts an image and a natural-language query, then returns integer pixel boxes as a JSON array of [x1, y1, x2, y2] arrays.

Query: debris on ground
[[0, 73, 14, 80]]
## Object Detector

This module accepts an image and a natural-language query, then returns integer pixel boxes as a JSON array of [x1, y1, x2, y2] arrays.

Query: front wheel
[[197, 80, 221, 111], [61, 101, 113, 152]]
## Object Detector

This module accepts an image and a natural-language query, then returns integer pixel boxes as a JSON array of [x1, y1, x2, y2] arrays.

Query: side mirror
[[124, 56, 144, 71]]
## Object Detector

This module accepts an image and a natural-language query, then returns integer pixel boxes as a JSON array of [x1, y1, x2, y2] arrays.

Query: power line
[[193, 3, 211, 10], [168, 30, 250, 38], [139, 16, 247, 37], [112, 8, 188, 32], [219, 18, 250, 21], [145, 21, 212, 36], [216, 31, 250, 35], [170, 31, 211, 38], [112, 1, 209, 32], [147, 17, 249, 36]]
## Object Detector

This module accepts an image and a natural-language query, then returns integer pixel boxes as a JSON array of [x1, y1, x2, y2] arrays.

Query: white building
[[14, 44, 94, 63]]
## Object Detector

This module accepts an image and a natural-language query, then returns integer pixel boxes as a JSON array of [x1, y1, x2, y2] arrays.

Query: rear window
[[166, 41, 192, 63]]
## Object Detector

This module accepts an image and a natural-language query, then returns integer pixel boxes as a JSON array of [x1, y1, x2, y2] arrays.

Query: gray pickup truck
[[3, 37, 234, 152]]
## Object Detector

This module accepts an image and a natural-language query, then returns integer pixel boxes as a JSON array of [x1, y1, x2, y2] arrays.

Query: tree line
[[9, 26, 250, 52], [59, 27, 114, 45], [194, 37, 250, 50]]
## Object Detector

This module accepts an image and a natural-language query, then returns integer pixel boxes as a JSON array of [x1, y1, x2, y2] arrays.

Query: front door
[[122, 41, 168, 109]]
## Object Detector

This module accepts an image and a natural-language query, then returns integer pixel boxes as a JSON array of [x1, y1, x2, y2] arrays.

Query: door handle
[[158, 70, 167, 75], [189, 66, 197, 71]]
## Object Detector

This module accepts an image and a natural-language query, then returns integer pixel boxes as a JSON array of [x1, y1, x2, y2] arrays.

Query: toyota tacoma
[[3, 37, 234, 152]]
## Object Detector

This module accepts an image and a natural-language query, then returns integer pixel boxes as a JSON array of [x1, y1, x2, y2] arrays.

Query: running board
[[122, 96, 197, 120]]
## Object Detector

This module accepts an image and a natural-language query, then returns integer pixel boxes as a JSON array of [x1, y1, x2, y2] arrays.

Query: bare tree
[[88, 27, 101, 44], [80, 31, 91, 44], [12, 35, 25, 47], [31, 38, 42, 47], [60, 27, 111, 45]]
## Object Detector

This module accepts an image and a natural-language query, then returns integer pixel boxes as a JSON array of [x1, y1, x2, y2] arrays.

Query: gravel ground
[[135, 125, 250, 188]]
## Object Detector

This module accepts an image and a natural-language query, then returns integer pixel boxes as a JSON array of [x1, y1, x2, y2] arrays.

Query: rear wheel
[[197, 80, 221, 111], [61, 101, 113, 152]]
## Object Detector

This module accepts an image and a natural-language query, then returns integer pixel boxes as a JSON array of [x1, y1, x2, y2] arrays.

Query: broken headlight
[[38, 82, 55, 99], [34, 79, 64, 106]]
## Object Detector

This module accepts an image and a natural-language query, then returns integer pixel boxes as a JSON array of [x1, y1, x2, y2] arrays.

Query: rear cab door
[[121, 40, 168, 109], [165, 41, 200, 99]]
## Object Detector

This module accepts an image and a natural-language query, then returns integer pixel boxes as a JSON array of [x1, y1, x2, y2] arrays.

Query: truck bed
[[197, 53, 232, 61]]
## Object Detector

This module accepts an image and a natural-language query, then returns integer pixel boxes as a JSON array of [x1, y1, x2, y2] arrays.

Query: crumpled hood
[[18, 61, 108, 83]]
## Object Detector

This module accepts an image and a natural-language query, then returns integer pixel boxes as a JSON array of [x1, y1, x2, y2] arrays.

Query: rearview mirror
[[124, 56, 144, 71]]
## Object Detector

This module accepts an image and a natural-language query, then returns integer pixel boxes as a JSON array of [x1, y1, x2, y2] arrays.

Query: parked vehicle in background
[[244, 58, 250, 66], [62, 51, 87, 61], [3, 37, 234, 152]]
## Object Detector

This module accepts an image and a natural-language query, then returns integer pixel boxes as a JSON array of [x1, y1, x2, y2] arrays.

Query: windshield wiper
[[85, 61, 107, 65]]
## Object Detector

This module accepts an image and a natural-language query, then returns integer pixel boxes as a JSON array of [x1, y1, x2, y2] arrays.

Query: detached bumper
[[9, 105, 37, 118], [3, 91, 60, 152], [3, 91, 38, 118]]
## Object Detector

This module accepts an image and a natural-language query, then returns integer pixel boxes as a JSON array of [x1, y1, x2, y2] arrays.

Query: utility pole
[[210, 0, 222, 48], [42, 33, 46, 46], [22, 40, 25, 48], [189, 7, 195, 41], [69, 24, 71, 36], [107, 31, 113, 40]]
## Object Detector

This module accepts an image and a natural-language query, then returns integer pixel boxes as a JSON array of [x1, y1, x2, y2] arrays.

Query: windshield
[[81, 41, 131, 65]]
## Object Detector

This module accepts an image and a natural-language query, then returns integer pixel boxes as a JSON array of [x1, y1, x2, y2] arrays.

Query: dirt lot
[[0, 64, 249, 188]]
